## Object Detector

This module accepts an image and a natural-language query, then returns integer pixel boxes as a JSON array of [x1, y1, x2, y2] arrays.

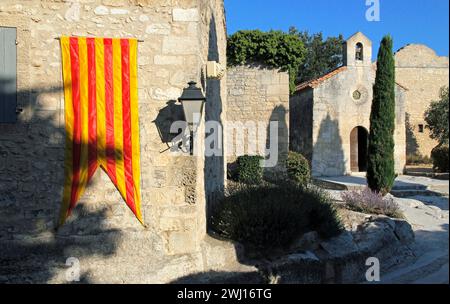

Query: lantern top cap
[[178, 81, 206, 102]]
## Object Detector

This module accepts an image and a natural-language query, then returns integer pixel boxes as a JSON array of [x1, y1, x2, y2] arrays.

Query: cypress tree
[[367, 35, 396, 195]]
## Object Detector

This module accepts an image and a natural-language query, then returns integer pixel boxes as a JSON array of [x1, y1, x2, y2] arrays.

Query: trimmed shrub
[[341, 187, 403, 219], [236, 155, 264, 185], [431, 145, 449, 173], [210, 182, 343, 255], [285, 151, 311, 187]]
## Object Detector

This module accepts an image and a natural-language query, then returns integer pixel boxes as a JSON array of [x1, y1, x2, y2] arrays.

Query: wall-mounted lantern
[[178, 81, 206, 132], [178, 81, 206, 154]]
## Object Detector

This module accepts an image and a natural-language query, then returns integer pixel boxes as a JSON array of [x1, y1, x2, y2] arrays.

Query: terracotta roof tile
[[295, 66, 348, 91], [296, 65, 409, 92]]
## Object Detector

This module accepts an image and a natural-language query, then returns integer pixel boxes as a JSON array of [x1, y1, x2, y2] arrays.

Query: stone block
[[172, 8, 199, 22], [162, 36, 198, 55], [110, 8, 129, 15], [102, 0, 127, 6], [166, 230, 198, 255], [154, 55, 183, 66], [149, 87, 182, 101], [146, 23, 170, 35], [94, 5, 109, 15]]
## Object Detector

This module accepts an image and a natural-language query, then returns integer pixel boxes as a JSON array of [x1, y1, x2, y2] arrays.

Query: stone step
[[312, 179, 358, 191], [390, 189, 441, 198], [314, 178, 430, 192], [405, 172, 449, 180]]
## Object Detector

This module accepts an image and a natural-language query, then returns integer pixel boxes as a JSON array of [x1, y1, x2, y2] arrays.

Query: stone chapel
[[290, 32, 407, 177]]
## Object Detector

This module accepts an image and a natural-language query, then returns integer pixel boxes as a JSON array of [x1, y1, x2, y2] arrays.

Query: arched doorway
[[350, 126, 369, 172]]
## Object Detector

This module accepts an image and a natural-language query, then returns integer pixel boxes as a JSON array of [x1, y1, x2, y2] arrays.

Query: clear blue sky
[[225, 0, 449, 58]]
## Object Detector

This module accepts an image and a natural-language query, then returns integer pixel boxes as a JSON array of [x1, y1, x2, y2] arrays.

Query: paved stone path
[[382, 191, 449, 284], [321, 175, 449, 284]]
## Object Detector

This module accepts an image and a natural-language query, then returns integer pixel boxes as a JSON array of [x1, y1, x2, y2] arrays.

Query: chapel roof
[[295, 64, 409, 93], [295, 66, 348, 91]]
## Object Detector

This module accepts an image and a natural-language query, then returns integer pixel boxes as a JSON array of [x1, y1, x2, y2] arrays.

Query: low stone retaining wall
[[173, 210, 416, 284]]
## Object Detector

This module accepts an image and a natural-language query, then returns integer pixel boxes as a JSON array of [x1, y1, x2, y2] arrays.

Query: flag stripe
[[95, 38, 106, 168], [75, 37, 90, 205], [87, 38, 98, 180], [129, 39, 143, 223], [60, 37, 74, 225], [120, 39, 136, 214], [104, 38, 117, 185], [112, 38, 127, 205], [69, 37, 81, 213]]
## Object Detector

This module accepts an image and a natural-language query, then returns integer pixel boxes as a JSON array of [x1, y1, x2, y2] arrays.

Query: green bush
[[285, 151, 311, 187], [210, 182, 343, 255], [236, 155, 264, 185], [431, 145, 449, 173]]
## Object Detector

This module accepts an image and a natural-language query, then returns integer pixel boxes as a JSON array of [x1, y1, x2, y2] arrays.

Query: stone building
[[395, 44, 449, 158], [0, 0, 233, 283], [226, 65, 290, 175], [291, 32, 407, 177]]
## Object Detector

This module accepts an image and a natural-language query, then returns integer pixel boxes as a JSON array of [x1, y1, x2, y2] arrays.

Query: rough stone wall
[[226, 65, 290, 174], [395, 44, 449, 158], [0, 0, 229, 283], [302, 66, 406, 177]]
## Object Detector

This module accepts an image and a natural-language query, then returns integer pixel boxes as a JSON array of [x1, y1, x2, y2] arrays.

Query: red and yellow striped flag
[[59, 37, 144, 226]]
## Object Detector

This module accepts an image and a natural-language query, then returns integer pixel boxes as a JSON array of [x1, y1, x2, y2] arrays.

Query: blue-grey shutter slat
[[0, 27, 17, 123]]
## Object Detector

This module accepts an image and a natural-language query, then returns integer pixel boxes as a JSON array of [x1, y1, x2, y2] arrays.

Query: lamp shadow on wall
[[0, 83, 123, 283], [153, 100, 187, 152]]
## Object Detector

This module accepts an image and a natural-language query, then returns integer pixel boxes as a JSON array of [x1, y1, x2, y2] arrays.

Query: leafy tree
[[424, 86, 449, 145], [289, 27, 344, 83], [367, 35, 396, 195], [227, 30, 306, 94]]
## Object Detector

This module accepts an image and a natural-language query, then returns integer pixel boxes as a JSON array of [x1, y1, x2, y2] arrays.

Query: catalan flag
[[59, 37, 144, 227]]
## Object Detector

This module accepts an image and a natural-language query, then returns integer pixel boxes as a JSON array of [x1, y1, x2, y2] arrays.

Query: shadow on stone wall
[[264, 105, 288, 182], [405, 113, 420, 159], [204, 14, 225, 223], [0, 83, 123, 283], [312, 114, 345, 176]]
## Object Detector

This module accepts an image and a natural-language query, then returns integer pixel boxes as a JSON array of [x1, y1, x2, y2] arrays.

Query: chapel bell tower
[[343, 32, 373, 67]]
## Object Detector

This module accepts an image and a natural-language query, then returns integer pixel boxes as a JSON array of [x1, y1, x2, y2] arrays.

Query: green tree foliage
[[289, 27, 344, 83], [425, 86, 449, 146], [367, 35, 396, 195], [227, 30, 306, 94]]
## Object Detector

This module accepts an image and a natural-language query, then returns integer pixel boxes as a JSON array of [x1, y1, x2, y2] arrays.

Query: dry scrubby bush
[[341, 187, 403, 219], [210, 182, 343, 255]]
